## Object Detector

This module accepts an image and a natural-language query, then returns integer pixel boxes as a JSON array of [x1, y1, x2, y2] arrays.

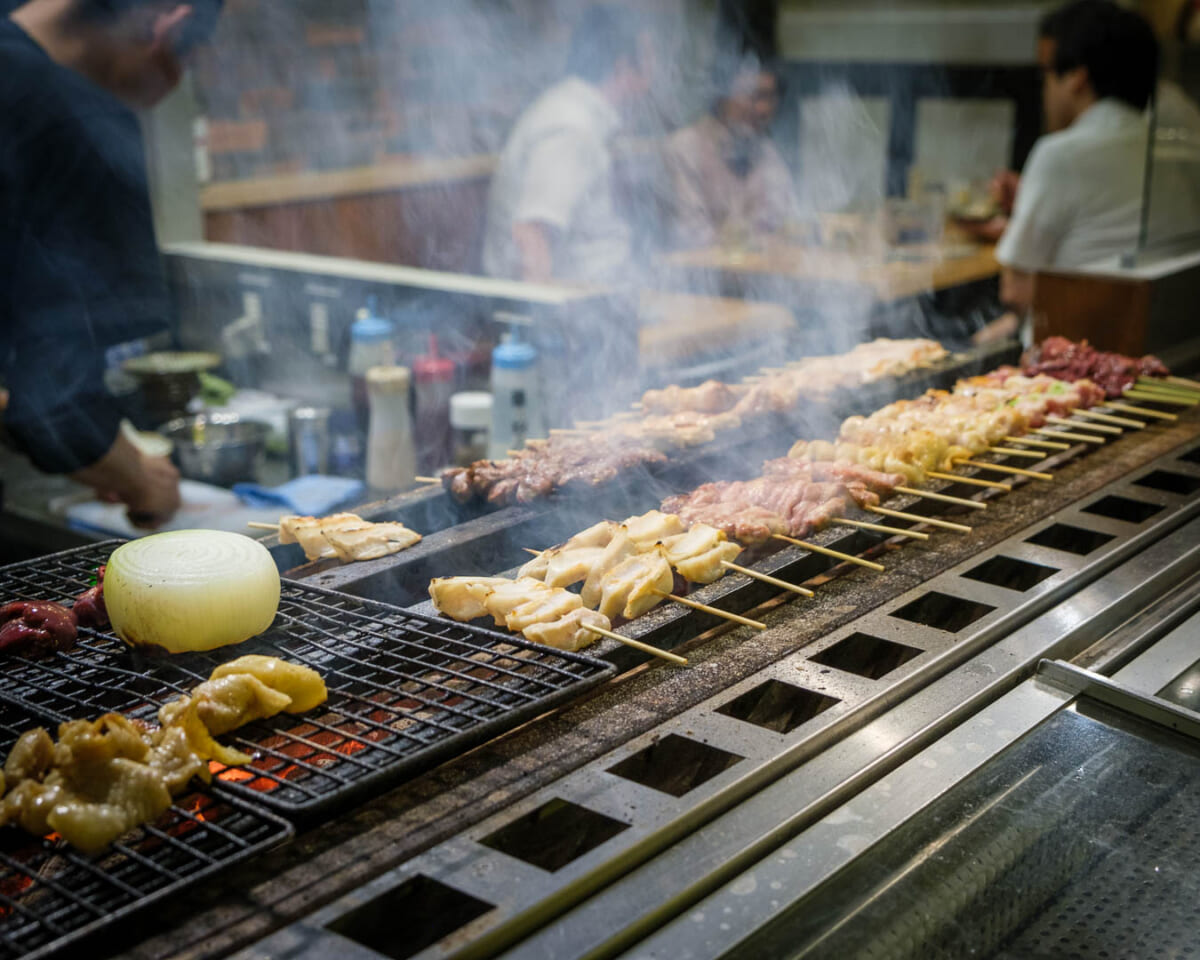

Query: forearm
[[512, 221, 556, 283], [1000, 267, 1035, 313]]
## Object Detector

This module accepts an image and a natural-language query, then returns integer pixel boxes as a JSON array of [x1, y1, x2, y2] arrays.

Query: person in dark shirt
[[1, 0, 221, 527]]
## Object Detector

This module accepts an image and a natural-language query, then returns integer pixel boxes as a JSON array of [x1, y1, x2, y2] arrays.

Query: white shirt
[[482, 77, 631, 285], [997, 99, 1150, 271]]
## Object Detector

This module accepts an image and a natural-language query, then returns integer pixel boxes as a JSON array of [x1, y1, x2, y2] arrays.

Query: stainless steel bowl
[[158, 413, 270, 487]]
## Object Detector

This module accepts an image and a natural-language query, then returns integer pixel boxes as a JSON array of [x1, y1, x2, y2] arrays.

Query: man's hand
[[971, 311, 1021, 346], [991, 170, 1020, 216], [72, 429, 181, 529]]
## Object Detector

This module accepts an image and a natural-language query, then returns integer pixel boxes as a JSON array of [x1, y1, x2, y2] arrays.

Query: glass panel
[[740, 705, 1200, 960]]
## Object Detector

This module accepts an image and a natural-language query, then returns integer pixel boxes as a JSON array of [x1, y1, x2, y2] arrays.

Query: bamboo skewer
[[1072, 408, 1144, 428], [1129, 380, 1200, 398], [987, 446, 1047, 459], [831, 518, 930, 540], [1102, 402, 1177, 421], [247, 521, 280, 531], [1044, 415, 1120, 436], [1124, 389, 1196, 406], [720, 560, 816, 597], [650, 589, 767, 629], [926, 470, 1012, 491], [1033, 427, 1104, 445], [953, 459, 1053, 481], [1166, 376, 1200, 390], [414, 476, 441, 484], [895, 486, 987, 510], [772, 534, 886, 570], [1139, 376, 1200, 394], [866, 505, 972, 532], [1003, 435, 1070, 451], [580, 624, 688, 665]]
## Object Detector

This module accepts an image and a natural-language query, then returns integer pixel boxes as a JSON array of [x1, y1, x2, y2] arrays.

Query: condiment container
[[288, 406, 332, 477], [488, 335, 543, 460], [413, 333, 455, 473], [450, 391, 492, 466], [366, 365, 417, 491], [348, 299, 395, 436]]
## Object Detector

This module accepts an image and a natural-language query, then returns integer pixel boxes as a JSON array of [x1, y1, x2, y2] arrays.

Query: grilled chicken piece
[[523, 608, 611, 652], [624, 511, 686, 551], [322, 521, 422, 562], [279, 513, 363, 559], [518, 521, 621, 580], [481, 578, 554, 628], [581, 528, 639, 608], [675, 541, 744, 584], [544, 546, 608, 589], [660, 524, 726, 566], [210, 655, 329, 713], [506, 590, 584, 633], [598, 546, 674, 621], [428, 576, 512, 621]]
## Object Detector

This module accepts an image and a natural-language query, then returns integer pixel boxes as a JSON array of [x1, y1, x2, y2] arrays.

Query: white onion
[[106, 530, 281, 654]]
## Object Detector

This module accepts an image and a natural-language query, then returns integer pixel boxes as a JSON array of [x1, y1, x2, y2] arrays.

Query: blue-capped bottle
[[348, 296, 395, 436], [487, 332, 543, 460]]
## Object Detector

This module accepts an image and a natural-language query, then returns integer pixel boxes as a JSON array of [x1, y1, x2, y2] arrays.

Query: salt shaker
[[366, 365, 417, 492]]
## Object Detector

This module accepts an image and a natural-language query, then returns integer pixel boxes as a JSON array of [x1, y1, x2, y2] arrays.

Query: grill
[[0, 543, 615, 819], [0, 697, 292, 960]]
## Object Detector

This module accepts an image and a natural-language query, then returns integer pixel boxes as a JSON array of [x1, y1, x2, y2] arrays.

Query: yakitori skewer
[[650, 590, 766, 630], [1128, 380, 1199, 398], [1102, 402, 1177, 421], [1071, 408, 1144, 428], [1165, 375, 1200, 390], [987, 446, 1048, 460], [953, 460, 1054, 481], [414, 476, 441, 484], [580, 624, 688, 665], [247, 521, 279, 532], [1003, 435, 1070, 451], [772, 534, 885, 571], [1137, 376, 1200, 395], [831, 518, 930, 540], [866, 505, 972, 532], [1124, 389, 1196, 406], [895, 486, 987, 510], [926, 471, 1012, 491], [720, 560, 816, 597], [1033, 427, 1104, 445], [1044, 415, 1121, 436]]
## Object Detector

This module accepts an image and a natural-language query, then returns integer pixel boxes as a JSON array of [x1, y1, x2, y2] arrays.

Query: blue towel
[[233, 475, 365, 516]]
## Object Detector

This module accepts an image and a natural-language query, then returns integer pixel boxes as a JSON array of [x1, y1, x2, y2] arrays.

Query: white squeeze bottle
[[488, 333, 543, 461], [366, 365, 417, 491]]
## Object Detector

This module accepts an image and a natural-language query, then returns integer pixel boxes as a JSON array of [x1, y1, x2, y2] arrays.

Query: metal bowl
[[158, 413, 269, 487]]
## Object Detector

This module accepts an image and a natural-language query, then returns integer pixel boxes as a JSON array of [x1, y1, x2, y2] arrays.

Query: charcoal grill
[[0, 697, 292, 960], [0, 544, 615, 819]]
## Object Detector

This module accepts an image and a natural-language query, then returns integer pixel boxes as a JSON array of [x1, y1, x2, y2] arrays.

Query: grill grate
[[0, 697, 292, 960], [0, 542, 615, 819]]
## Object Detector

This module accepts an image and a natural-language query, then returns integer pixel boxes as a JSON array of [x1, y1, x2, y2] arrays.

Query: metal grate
[[0, 697, 292, 960], [0, 543, 615, 819]]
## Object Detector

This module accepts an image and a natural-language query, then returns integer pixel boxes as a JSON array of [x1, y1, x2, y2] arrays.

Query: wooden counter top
[[199, 153, 498, 213], [659, 242, 999, 302], [639, 291, 795, 362]]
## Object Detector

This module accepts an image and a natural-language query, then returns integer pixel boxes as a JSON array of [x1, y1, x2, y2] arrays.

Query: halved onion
[[106, 530, 281, 654]]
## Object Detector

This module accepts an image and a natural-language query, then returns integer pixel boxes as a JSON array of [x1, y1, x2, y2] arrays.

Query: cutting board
[[66, 480, 286, 540]]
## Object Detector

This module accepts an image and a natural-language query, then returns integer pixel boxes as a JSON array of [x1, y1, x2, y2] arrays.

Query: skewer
[[1166, 376, 1200, 390], [1124, 389, 1196, 407], [772, 534, 886, 570], [720, 560, 816, 597], [953, 460, 1053, 481], [926, 470, 1011, 491], [506, 449, 523, 456], [1044, 415, 1120, 436], [895, 486, 987, 510], [1032, 427, 1104, 445], [987, 446, 1048, 459], [1070, 408, 1144, 429], [522, 548, 543, 556], [1138, 376, 1200, 394], [831, 518, 930, 540], [1102, 402, 1177, 421], [414, 476, 441, 484], [580, 624, 688, 665], [866, 505, 972, 532], [247, 521, 280, 531], [1003, 435, 1070, 450], [650, 590, 766, 630], [1131, 379, 1200, 397]]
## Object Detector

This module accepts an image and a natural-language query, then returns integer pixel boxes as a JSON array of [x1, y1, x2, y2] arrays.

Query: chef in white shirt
[[482, 6, 650, 286], [993, 0, 1160, 319]]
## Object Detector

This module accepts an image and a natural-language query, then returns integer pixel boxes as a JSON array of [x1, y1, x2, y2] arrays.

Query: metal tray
[[0, 543, 616, 821], [0, 697, 293, 960]]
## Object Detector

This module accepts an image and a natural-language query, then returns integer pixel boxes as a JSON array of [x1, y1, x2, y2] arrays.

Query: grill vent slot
[[809, 632, 922, 680], [479, 798, 629, 872], [1083, 495, 1164, 524], [1133, 470, 1200, 496], [716, 679, 839, 734], [326, 875, 493, 960], [1180, 448, 1200, 465], [962, 556, 1059, 593], [889, 592, 996, 633], [1025, 524, 1115, 556], [607, 734, 743, 797]]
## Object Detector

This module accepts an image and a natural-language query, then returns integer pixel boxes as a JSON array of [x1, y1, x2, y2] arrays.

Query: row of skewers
[[428, 365, 1200, 664]]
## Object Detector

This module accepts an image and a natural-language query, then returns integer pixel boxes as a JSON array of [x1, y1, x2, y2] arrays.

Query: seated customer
[[994, 0, 1160, 318], [665, 53, 797, 249]]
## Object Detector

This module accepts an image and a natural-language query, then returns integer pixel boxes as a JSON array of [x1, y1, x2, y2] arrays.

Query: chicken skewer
[[248, 513, 423, 562]]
